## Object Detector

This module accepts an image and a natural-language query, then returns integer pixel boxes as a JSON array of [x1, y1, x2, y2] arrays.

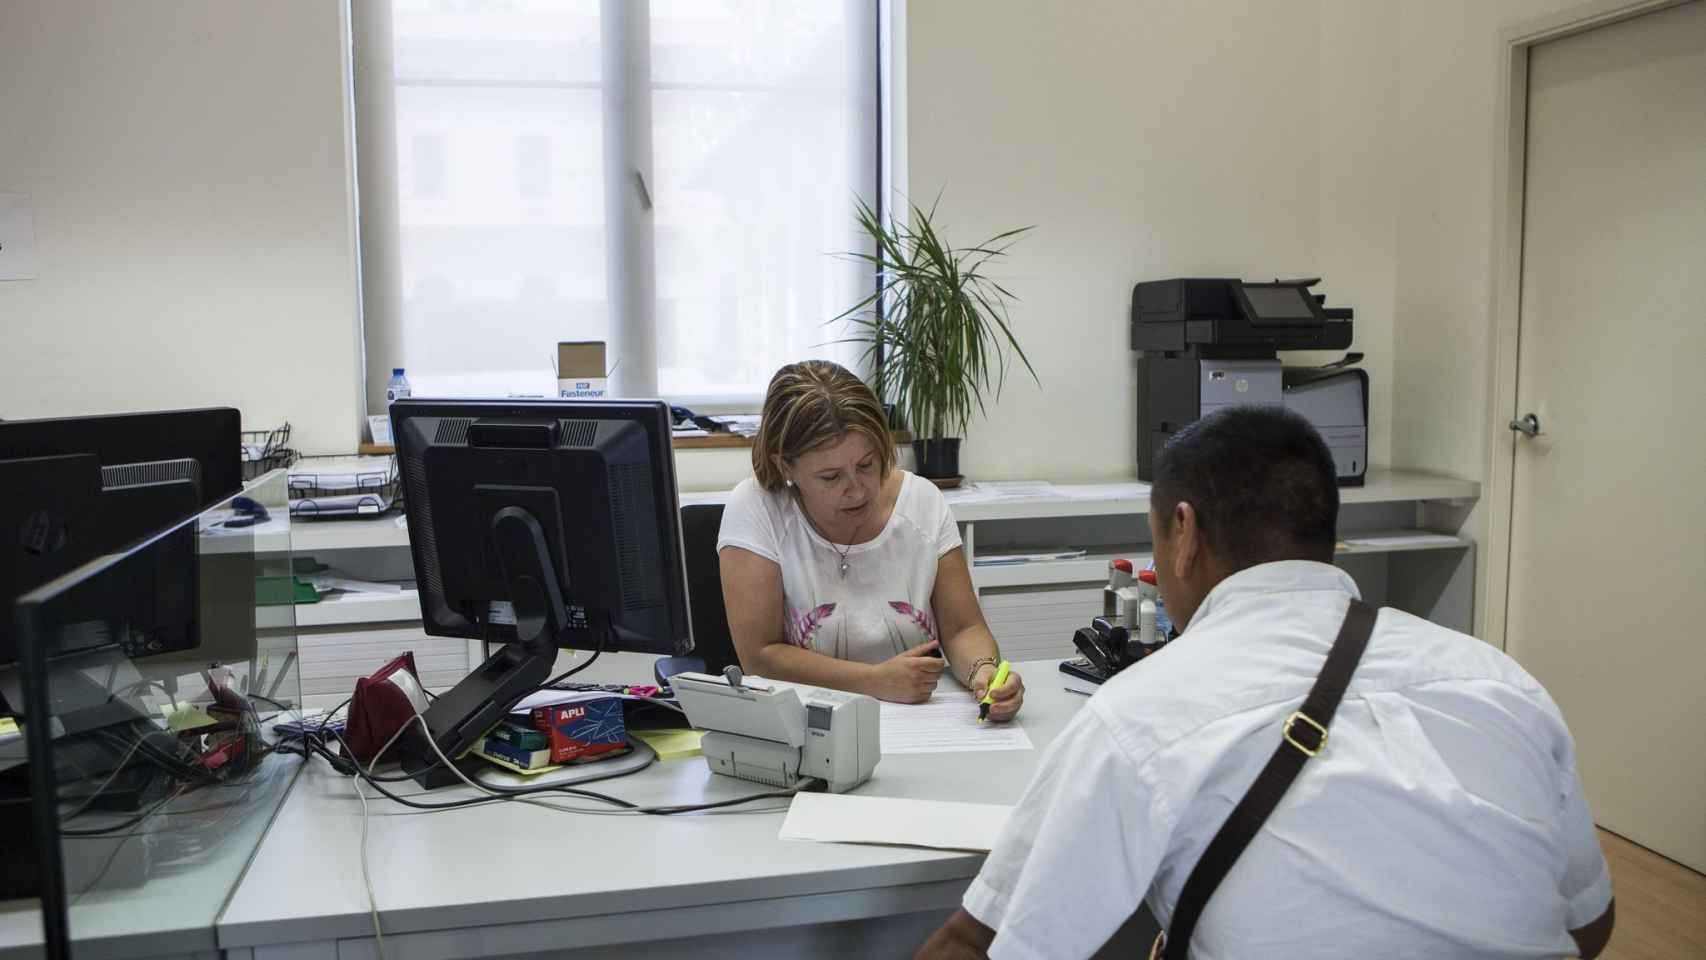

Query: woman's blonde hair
[[752, 361, 894, 491]]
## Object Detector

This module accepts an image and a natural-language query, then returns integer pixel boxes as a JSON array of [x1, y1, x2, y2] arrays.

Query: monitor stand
[[400, 506, 570, 790]]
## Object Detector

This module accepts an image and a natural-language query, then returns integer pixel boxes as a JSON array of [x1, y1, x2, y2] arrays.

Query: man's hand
[[971, 663, 1025, 723], [917, 908, 995, 959], [870, 639, 946, 703], [1570, 900, 1614, 959]]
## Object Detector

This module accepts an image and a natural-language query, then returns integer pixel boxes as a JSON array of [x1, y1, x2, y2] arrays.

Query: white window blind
[[359, 0, 879, 408]]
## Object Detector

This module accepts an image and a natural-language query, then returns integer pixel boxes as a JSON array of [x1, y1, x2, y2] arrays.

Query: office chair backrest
[[679, 502, 737, 675]]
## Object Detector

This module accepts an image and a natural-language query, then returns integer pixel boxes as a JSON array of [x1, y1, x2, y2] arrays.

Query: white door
[[1505, 0, 1706, 872]]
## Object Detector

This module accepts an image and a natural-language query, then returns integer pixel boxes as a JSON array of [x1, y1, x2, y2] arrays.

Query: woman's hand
[[869, 640, 946, 703], [970, 662, 1024, 723]]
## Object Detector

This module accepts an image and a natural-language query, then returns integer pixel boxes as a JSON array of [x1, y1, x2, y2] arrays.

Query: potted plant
[[833, 196, 1038, 481]]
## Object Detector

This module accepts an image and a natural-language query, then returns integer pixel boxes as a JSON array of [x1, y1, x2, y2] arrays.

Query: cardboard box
[[528, 695, 627, 764], [557, 341, 608, 399]]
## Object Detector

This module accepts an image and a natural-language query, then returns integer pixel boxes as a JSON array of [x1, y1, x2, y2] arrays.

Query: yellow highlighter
[[978, 660, 1012, 722]]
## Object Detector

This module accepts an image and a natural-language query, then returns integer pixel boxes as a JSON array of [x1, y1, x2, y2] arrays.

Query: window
[[363, 0, 879, 406]]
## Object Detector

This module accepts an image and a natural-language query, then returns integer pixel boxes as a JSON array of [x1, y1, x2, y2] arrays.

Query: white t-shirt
[[716, 471, 962, 664], [965, 561, 1611, 960]]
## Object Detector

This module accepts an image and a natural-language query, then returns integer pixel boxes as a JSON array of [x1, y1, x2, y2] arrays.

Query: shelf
[[1336, 531, 1472, 556], [671, 430, 912, 451], [293, 589, 422, 627], [950, 468, 1478, 522], [970, 531, 1470, 590], [290, 516, 411, 553], [282, 469, 1479, 556], [974, 550, 1151, 589]]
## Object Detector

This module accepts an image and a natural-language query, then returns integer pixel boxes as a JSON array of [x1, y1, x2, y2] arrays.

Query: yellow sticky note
[[0, 717, 18, 739], [633, 729, 705, 761], [159, 702, 218, 733]]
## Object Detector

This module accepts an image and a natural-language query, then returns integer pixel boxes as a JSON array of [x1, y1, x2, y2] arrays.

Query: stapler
[[672, 666, 879, 793]]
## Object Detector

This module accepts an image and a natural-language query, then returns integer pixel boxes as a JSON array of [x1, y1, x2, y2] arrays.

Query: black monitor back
[[0, 408, 239, 667], [393, 399, 691, 657]]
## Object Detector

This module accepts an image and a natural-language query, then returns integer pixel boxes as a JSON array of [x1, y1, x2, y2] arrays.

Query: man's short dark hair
[[1152, 406, 1339, 567]]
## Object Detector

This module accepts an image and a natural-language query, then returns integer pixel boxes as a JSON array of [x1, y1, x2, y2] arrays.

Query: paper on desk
[[508, 688, 619, 714], [1055, 482, 1150, 501], [978, 481, 1054, 495], [1343, 532, 1462, 548], [779, 792, 1013, 852], [973, 548, 1087, 566], [879, 688, 1034, 754], [308, 575, 403, 594]]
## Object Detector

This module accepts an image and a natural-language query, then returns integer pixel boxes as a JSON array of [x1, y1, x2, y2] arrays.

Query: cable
[[352, 756, 388, 960], [541, 635, 606, 690], [60, 784, 192, 837], [395, 712, 811, 816], [56, 732, 154, 822]]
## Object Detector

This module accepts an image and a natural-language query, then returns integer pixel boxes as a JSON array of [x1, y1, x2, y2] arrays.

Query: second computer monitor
[[392, 398, 692, 658]]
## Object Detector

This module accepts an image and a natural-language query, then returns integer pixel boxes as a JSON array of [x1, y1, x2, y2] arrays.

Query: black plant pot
[[912, 438, 961, 479]]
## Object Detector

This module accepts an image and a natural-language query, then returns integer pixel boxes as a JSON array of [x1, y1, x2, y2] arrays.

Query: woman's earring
[[784, 479, 794, 487]]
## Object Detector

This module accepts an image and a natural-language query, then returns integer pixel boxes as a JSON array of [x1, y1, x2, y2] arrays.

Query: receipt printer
[[673, 669, 879, 793], [1132, 278, 1367, 485]]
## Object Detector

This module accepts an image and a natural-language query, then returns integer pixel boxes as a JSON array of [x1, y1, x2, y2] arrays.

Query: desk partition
[[7, 471, 302, 959]]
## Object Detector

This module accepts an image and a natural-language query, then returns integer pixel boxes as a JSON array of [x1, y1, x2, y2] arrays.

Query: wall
[[1378, 0, 1585, 481], [0, 0, 1596, 490], [905, 0, 1343, 482], [0, 0, 364, 456]]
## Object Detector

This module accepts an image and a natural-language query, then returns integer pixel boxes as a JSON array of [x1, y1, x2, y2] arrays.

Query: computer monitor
[[391, 398, 692, 788], [0, 408, 242, 672]]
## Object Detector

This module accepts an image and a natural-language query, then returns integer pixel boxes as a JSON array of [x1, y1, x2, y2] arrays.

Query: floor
[[1598, 829, 1706, 959]]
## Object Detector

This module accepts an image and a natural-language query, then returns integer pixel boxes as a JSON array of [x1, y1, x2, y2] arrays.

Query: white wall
[[0, 0, 1595, 492], [0, 0, 364, 456], [1377, 0, 1584, 481], [905, 0, 1343, 482]]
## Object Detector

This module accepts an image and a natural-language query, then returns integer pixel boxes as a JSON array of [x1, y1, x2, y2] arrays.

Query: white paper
[[0, 194, 37, 280], [779, 792, 1013, 852], [977, 481, 1055, 495], [973, 548, 1088, 566], [310, 575, 403, 594], [1344, 533, 1462, 548], [879, 688, 1034, 754], [1055, 482, 1151, 501], [508, 688, 613, 714], [367, 415, 394, 445], [940, 486, 1002, 505]]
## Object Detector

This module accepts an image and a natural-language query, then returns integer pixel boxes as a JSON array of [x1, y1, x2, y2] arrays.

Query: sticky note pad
[[633, 728, 705, 760], [160, 702, 218, 733]]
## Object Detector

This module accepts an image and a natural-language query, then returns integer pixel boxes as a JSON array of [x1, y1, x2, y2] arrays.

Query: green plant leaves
[[830, 195, 1039, 440]]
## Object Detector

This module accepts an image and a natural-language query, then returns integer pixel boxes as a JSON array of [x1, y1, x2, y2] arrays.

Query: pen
[[978, 660, 1012, 722], [1063, 685, 1096, 697]]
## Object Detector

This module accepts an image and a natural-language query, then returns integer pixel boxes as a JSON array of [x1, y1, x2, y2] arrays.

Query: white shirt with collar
[[964, 561, 1610, 960]]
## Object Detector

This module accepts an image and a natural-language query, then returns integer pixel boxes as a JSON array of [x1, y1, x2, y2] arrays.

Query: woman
[[717, 360, 1024, 721]]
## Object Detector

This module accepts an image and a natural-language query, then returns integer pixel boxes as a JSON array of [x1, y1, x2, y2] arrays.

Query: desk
[[218, 658, 1121, 959], [0, 754, 303, 960]]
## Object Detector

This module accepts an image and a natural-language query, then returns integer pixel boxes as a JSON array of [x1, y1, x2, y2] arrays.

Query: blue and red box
[[524, 695, 627, 765]]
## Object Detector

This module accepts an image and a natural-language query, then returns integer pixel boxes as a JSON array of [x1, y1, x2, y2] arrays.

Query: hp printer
[[1131, 277, 1368, 485]]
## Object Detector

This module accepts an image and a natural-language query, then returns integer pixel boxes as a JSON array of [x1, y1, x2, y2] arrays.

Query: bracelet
[[964, 655, 998, 687]]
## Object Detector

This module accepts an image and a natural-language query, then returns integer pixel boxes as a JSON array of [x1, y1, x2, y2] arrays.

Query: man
[[920, 407, 1614, 959]]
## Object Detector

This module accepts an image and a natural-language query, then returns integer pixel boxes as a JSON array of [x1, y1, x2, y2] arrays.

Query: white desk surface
[[216, 658, 1083, 956], [0, 753, 303, 960]]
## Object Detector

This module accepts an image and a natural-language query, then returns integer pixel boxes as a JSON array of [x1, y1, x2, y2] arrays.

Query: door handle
[[1509, 413, 1541, 438]]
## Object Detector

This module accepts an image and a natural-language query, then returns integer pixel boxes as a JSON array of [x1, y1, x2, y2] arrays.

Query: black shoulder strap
[[1157, 600, 1379, 960]]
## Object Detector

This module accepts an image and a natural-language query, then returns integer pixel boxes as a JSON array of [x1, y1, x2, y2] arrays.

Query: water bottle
[[1145, 560, 1175, 640], [386, 368, 411, 405]]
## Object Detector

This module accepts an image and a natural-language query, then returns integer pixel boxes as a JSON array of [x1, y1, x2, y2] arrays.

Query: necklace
[[826, 514, 866, 579]]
